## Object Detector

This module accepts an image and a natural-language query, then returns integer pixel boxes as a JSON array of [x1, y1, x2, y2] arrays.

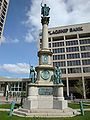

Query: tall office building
[[0, 0, 9, 39], [39, 22, 90, 99]]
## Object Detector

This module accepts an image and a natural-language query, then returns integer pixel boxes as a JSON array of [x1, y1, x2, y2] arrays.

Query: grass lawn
[[0, 111, 90, 120], [68, 102, 90, 109], [0, 103, 20, 109]]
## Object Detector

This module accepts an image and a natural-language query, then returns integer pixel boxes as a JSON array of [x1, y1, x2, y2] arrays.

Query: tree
[[74, 80, 89, 99]]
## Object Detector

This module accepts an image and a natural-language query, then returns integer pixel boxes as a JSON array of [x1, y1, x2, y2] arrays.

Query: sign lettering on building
[[48, 27, 83, 35]]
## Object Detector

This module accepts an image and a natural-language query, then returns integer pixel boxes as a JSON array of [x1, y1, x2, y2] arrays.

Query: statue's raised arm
[[41, 4, 50, 17]]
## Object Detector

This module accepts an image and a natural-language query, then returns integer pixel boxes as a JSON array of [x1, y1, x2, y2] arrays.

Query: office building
[[0, 0, 9, 39], [39, 22, 90, 99]]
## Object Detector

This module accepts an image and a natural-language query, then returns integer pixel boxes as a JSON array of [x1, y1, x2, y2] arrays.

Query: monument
[[14, 4, 80, 117], [23, 3, 67, 110]]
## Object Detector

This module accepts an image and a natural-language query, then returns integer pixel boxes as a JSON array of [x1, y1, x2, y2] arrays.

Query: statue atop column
[[41, 4, 50, 17], [41, 4, 50, 25]]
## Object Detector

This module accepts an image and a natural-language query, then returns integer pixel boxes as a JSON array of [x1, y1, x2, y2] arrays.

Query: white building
[[0, 0, 9, 39], [39, 22, 90, 99]]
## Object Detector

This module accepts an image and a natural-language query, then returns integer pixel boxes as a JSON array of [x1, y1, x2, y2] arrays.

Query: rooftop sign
[[48, 27, 83, 35]]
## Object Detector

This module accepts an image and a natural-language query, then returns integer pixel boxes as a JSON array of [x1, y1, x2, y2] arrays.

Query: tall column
[[41, 17, 50, 50], [42, 24, 48, 49], [66, 77, 69, 97], [82, 77, 86, 99]]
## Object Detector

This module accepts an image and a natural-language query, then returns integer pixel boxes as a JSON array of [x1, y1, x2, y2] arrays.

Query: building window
[[61, 68, 66, 74], [83, 67, 90, 73], [53, 48, 65, 53], [67, 53, 80, 59], [79, 33, 90, 38], [67, 60, 81, 66], [53, 54, 65, 60], [1, 18, 4, 23], [4, 0, 7, 5], [0, 27, 2, 31], [82, 59, 90, 65], [81, 52, 90, 58], [79, 39, 90, 44], [66, 40, 78, 46], [48, 38, 51, 42], [1, 14, 5, 19], [52, 36, 64, 41], [2, 7, 6, 12], [65, 34, 77, 40], [80, 45, 90, 51], [52, 42, 64, 47], [0, 22, 3, 27], [49, 43, 51, 48], [68, 67, 81, 74], [53, 61, 66, 67], [66, 46, 79, 52]]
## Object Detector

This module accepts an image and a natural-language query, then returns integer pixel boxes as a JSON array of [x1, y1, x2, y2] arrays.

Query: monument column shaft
[[42, 24, 48, 49]]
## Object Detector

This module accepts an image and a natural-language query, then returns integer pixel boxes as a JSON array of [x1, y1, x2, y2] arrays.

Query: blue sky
[[0, 0, 90, 78], [0, 0, 38, 78]]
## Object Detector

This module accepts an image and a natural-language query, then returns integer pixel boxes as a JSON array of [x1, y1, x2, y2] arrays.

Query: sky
[[0, 0, 90, 78]]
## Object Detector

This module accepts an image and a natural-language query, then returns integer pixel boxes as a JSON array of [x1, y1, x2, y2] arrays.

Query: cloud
[[0, 63, 30, 74], [0, 36, 19, 44], [24, 0, 90, 43]]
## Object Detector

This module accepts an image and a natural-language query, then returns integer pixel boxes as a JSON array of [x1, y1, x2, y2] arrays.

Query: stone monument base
[[23, 83, 67, 110], [23, 97, 67, 110]]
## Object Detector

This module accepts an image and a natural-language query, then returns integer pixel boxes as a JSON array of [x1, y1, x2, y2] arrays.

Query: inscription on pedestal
[[38, 87, 53, 95]]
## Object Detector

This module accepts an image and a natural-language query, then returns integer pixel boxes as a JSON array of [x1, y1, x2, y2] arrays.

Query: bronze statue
[[41, 4, 50, 17], [54, 66, 62, 84], [30, 66, 36, 83]]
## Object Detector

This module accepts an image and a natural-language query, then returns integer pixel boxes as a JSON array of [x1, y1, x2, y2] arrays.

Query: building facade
[[0, 77, 30, 97], [0, 0, 9, 39], [39, 22, 90, 99]]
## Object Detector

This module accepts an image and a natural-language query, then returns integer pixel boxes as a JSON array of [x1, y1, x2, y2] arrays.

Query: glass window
[[80, 45, 90, 51], [4, 0, 7, 5], [79, 33, 90, 38], [61, 68, 66, 74], [53, 54, 65, 60], [67, 60, 81, 66], [83, 67, 90, 73], [79, 39, 90, 44], [3, 7, 6, 12], [81, 52, 90, 58], [82, 59, 90, 65], [48, 38, 51, 42], [0, 22, 3, 27], [53, 48, 65, 53], [1, 14, 5, 19], [65, 34, 77, 40], [66, 40, 78, 46], [52, 42, 64, 47], [49, 43, 51, 48], [15, 88, 18, 91], [52, 36, 64, 41], [67, 53, 80, 59], [53, 61, 66, 67], [66, 47, 79, 52], [68, 67, 81, 74]]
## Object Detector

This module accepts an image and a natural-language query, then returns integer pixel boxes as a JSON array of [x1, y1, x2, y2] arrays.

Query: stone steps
[[14, 108, 80, 117]]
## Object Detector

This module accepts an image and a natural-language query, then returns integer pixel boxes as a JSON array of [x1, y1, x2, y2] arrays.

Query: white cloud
[[0, 63, 30, 74], [0, 36, 19, 44], [24, 0, 90, 43]]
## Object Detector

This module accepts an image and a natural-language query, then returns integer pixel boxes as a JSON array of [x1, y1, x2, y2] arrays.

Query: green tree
[[74, 80, 89, 99]]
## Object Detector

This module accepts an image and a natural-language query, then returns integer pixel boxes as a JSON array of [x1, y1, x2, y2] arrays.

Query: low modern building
[[0, 77, 30, 97], [39, 22, 90, 99], [0, 0, 9, 39]]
